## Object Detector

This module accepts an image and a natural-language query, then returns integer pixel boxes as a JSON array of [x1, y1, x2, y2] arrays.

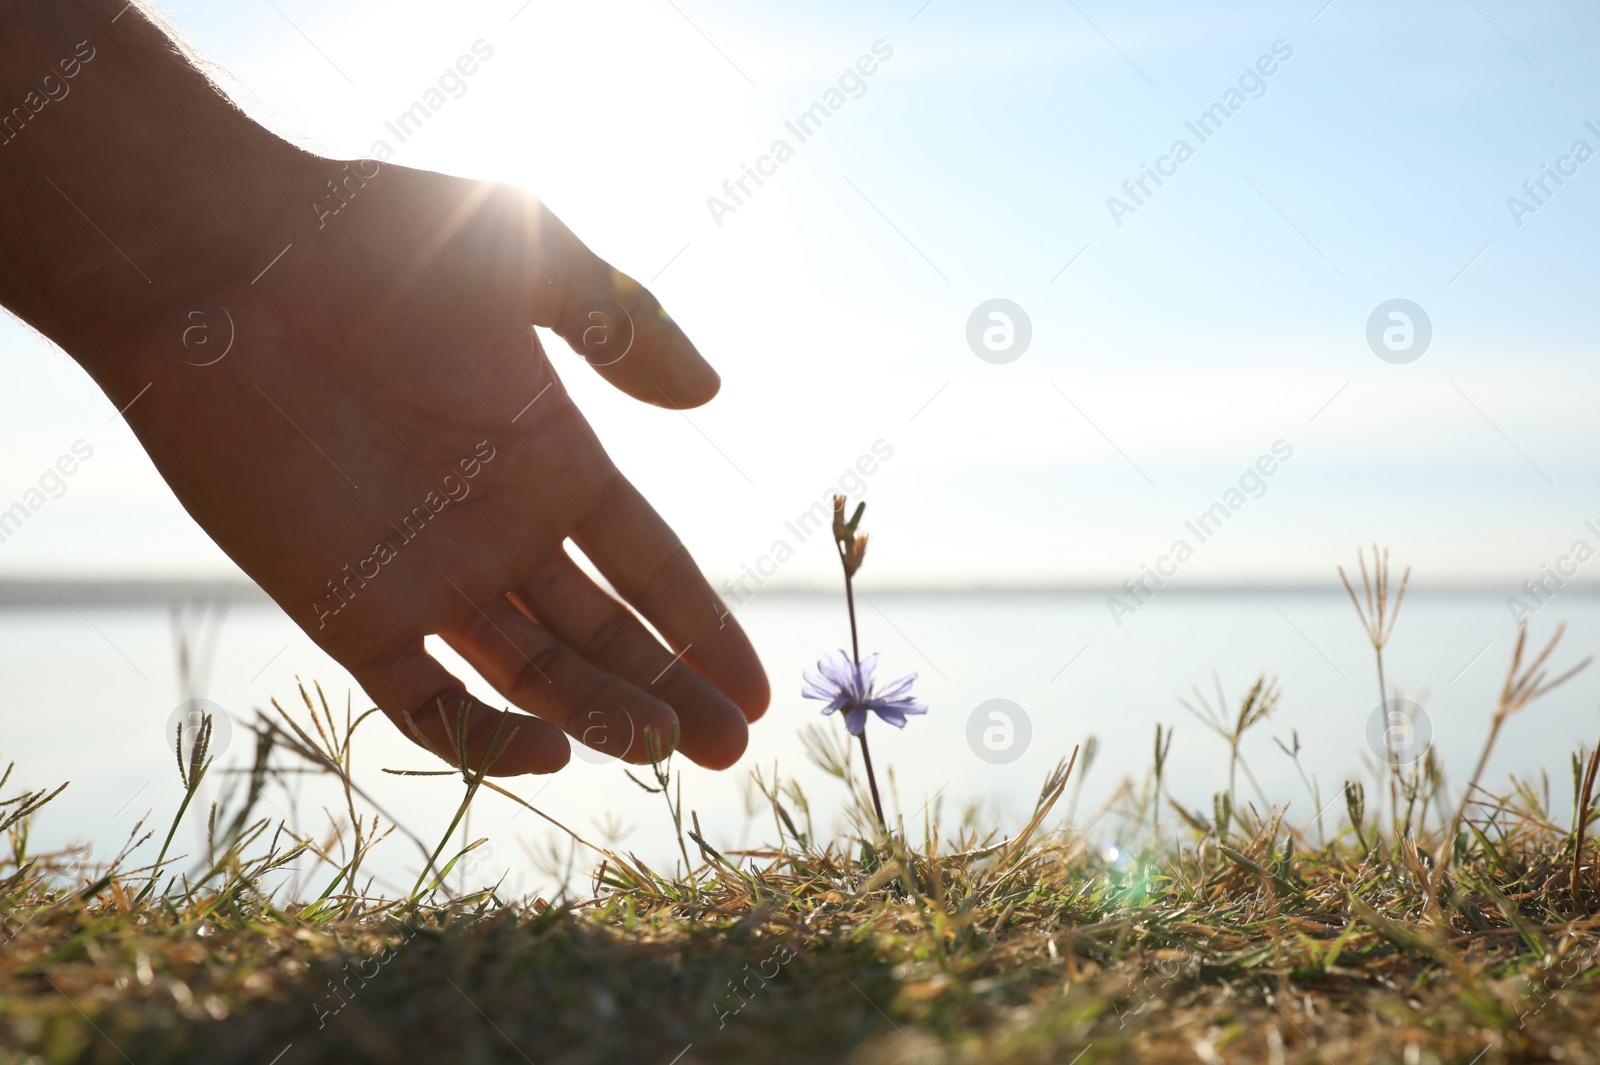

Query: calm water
[[4, 589, 1598, 896]]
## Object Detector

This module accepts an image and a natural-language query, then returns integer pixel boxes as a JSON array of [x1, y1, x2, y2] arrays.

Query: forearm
[[0, 0, 308, 359]]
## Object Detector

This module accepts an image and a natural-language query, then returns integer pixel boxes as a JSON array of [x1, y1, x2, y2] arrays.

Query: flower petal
[[843, 707, 868, 736], [856, 652, 880, 693], [816, 650, 858, 692], [875, 671, 918, 701], [865, 694, 926, 722], [801, 669, 840, 702], [875, 706, 908, 728]]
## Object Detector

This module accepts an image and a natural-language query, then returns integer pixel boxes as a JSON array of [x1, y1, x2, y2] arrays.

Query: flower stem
[[857, 730, 887, 833], [843, 571, 887, 833], [844, 572, 861, 665]]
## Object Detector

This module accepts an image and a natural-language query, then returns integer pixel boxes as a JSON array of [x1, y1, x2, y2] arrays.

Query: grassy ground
[[5, 559, 1600, 1063]]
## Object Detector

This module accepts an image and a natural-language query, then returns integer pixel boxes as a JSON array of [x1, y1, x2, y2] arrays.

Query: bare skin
[[0, 2, 769, 775]]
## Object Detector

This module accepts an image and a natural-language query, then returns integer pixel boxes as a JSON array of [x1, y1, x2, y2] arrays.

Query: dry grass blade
[[1574, 742, 1600, 912], [996, 748, 1078, 871], [1337, 543, 1410, 653], [1426, 622, 1592, 913]]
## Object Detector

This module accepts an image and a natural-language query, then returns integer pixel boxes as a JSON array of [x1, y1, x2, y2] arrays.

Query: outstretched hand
[[85, 158, 769, 774]]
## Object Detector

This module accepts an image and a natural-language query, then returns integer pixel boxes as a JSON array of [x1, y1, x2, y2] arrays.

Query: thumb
[[442, 174, 721, 409], [552, 258, 721, 410], [515, 196, 720, 408]]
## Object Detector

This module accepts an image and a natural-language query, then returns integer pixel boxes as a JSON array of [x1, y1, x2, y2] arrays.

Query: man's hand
[[0, 2, 770, 774], [131, 162, 770, 776]]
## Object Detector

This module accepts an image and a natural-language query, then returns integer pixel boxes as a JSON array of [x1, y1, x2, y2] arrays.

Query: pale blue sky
[[3, 0, 1598, 592]]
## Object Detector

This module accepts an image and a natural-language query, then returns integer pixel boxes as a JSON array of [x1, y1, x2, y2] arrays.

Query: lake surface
[[4, 588, 1598, 898]]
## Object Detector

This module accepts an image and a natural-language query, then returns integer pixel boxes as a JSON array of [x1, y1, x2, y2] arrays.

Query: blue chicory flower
[[802, 649, 927, 736]]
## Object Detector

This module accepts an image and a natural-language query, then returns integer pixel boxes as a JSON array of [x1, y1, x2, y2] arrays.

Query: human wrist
[[0, 0, 315, 365]]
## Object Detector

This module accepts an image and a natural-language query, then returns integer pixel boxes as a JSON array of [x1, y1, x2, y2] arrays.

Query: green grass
[[6, 554, 1600, 1064]]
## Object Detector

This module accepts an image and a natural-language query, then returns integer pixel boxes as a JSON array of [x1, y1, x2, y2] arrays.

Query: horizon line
[[0, 576, 1589, 607]]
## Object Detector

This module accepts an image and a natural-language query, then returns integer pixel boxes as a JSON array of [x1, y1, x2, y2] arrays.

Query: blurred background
[[3, 0, 1598, 894]]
